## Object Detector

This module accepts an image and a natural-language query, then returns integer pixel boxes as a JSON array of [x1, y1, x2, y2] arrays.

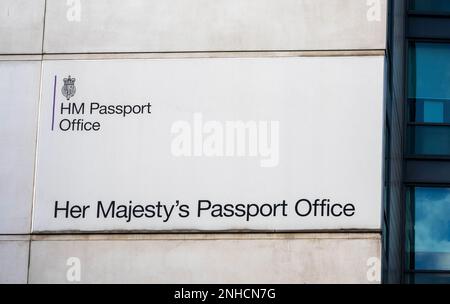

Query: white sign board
[[33, 56, 384, 232]]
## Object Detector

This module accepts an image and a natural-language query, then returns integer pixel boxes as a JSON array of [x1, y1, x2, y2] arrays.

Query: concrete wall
[[0, 61, 40, 234], [0, 0, 45, 54], [0, 0, 387, 283], [43, 0, 386, 53], [29, 233, 381, 284], [0, 236, 29, 284]]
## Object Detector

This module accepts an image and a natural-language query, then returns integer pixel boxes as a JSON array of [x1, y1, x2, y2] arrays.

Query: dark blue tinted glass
[[408, 43, 450, 156], [413, 187, 450, 271], [410, 99, 450, 123], [405, 273, 450, 284], [408, 125, 450, 155], [408, 43, 450, 101], [411, 0, 450, 12]]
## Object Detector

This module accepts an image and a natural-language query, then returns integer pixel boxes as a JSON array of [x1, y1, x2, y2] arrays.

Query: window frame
[[405, 184, 450, 276], [401, 0, 450, 285], [408, 0, 450, 16], [405, 39, 450, 160]]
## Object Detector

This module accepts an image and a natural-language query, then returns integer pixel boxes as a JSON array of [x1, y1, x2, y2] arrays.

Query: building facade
[[1, 0, 446, 284], [384, 0, 450, 284]]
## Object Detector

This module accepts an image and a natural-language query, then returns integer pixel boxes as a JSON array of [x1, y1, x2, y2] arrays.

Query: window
[[406, 187, 450, 272], [409, 99, 450, 123], [407, 42, 450, 156], [410, 0, 450, 13]]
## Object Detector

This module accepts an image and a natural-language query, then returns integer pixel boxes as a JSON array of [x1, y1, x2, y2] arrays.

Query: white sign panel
[[33, 56, 384, 232]]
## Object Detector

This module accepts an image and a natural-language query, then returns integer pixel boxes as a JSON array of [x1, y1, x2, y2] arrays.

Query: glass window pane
[[413, 187, 450, 271], [405, 189, 414, 270], [410, 0, 450, 12], [408, 43, 450, 101], [405, 273, 450, 284], [424, 100, 444, 123], [410, 99, 450, 123], [408, 125, 450, 155]]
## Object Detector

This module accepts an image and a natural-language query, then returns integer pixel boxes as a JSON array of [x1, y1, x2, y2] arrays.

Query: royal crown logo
[[62, 75, 76, 100]]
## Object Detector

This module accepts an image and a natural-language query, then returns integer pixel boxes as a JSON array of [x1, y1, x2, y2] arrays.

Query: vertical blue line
[[51, 75, 57, 131]]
